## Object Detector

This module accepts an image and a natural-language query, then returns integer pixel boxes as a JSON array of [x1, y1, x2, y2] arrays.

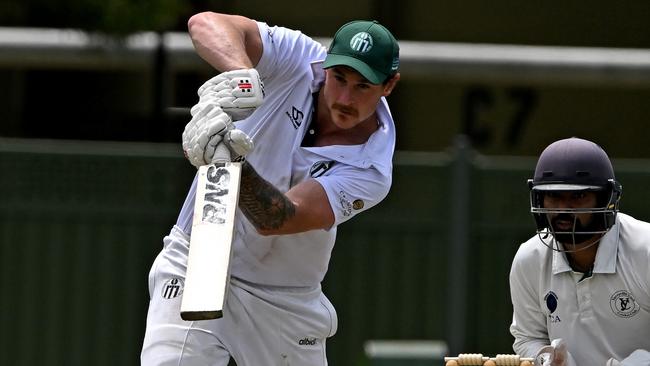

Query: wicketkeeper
[[510, 137, 650, 365]]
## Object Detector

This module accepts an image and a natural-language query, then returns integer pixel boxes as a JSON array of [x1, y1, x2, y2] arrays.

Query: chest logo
[[610, 290, 640, 318], [286, 106, 304, 129], [544, 291, 558, 313], [544, 291, 561, 323], [310, 161, 335, 178]]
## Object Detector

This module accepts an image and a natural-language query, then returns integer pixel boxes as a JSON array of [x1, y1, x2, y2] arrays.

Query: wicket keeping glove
[[606, 350, 650, 366], [535, 339, 576, 366], [192, 68, 264, 121]]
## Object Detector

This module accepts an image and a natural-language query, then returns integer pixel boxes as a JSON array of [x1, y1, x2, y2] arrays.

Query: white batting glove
[[193, 68, 264, 121], [198, 129, 254, 164], [220, 129, 254, 162], [535, 339, 576, 366], [224, 129, 254, 160], [182, 104, 233, 167]]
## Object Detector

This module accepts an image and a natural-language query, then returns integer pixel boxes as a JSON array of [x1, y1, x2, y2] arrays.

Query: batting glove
[[182, 104, 233, 167], [193, 68, 264, 121], [220, 129, 254, 162], [194, 129, 254, 164], [535, 339, 576, 366]]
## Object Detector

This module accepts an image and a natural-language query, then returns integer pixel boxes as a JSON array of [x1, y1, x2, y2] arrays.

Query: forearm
[[187, 12, 259, 71], [239, 161, 296, 234]]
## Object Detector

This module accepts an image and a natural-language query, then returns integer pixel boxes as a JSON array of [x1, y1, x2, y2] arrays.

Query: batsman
[[141, 11, 400, 366]]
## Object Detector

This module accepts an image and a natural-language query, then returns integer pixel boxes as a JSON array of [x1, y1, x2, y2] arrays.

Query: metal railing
[[2, 27, 650, 86]]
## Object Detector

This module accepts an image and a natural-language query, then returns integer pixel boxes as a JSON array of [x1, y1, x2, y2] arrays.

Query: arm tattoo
[[239, 161, 296, 231]]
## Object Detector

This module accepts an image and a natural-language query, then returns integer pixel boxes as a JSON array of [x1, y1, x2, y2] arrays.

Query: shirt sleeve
[[509, 246, 551, 357], [254, 22, 327, 84], [316, 164, 391, 227]]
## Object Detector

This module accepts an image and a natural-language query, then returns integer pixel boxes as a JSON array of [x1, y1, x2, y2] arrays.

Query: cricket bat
[[181, 144, 240, 320]]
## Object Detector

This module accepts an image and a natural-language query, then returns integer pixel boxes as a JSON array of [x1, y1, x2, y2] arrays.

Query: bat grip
[[211, 142, 231, 163]]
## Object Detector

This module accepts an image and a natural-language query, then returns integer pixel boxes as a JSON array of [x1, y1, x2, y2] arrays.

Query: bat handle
[[211, 143, 231, 163]]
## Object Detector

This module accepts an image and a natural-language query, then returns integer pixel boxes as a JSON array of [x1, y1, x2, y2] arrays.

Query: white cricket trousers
[[141, 226, 338, 366]]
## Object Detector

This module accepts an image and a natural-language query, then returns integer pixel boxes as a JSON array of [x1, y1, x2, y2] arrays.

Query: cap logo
[[350, 32, 373, 53], [391, 58, 399, 71]]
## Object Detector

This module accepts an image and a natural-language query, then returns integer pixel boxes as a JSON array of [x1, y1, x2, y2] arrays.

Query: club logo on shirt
[[353, 199, 364, 210], [610, 290, 640, 318], [162, 277, 184, 299], [544, 291, 561, 323], [544, 291, 558, 312], [310, 161, 335, 178]]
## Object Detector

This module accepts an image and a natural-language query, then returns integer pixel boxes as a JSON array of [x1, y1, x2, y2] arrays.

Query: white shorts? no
[[141, 226, 338, 366]]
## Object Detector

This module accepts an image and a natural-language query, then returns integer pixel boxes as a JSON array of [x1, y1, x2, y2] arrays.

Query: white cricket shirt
[[175, 21, 396, 286], [509, 213, 650, 365]]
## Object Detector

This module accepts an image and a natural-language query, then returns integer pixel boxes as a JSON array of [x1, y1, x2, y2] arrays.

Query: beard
[[550, 213, 607, 246]]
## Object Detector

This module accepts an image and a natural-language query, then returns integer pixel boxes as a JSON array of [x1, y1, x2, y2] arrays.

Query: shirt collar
[[593, 217, 619, 273], [310, 60, 326, 93]]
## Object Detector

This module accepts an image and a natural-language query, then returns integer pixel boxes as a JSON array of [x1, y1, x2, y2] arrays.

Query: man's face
[[542, 190, 601, 245], [322, 66, 398, 129]]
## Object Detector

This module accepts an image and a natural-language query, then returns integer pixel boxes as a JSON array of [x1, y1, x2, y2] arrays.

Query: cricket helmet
[[528, 137, 622, 249]]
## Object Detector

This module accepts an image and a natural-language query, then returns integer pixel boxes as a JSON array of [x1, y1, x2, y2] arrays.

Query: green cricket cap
[[323, 20, 400, 84]]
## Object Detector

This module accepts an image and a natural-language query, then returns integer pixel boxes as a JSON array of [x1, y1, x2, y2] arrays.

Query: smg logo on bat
[[201, 165, 232, 224]]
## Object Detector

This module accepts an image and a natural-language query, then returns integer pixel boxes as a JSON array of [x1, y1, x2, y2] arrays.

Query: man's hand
[[182, 103, 254, 166], [182, 104, 233, 167], [183, 70, 260, 167], [535, 339, 576, 366], [193, 68, 264, 121], [222, 129, 254, 161]]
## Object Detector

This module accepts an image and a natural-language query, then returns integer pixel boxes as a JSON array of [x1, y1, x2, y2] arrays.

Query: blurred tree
[[0, 0, 189, 35]]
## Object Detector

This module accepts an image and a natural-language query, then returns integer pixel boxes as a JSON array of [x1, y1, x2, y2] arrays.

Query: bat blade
[[180, 161, 241, 321]]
